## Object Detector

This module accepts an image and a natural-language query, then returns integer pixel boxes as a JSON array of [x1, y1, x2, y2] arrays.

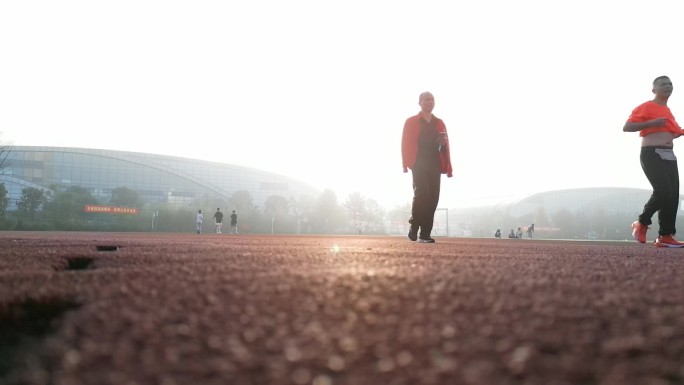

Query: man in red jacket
[[401, 91, 453, 243]]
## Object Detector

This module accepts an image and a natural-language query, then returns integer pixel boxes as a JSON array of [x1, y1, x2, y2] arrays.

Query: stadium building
[[0, 146, 319, 210]]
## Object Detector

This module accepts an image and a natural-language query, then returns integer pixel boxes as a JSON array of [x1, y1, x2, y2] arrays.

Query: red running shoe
[[654, 235, 684, 248], [631, 221, 648, 243]]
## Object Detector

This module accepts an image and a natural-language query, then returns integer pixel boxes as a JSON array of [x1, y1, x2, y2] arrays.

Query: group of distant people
[[495, 224, 534, 239], [196, 208, 238, 234]]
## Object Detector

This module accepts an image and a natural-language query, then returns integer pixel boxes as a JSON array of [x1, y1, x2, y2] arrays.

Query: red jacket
[[401, 113, 453, 177]]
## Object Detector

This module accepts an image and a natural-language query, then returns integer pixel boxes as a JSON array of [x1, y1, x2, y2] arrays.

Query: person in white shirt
[[196, 209, 204, 234]]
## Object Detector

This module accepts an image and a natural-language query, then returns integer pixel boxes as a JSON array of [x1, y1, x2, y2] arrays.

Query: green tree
[[110, 186, 143, 208], [230, 190, 254, 213], [230, 190, 255, 233], [263, 195, 291, 233], [387, 202, 411, 234], [533, 206, 551, 227], [17, 187, 44, 219], [364, 198, 385, 234], [314, 189, 345, 234], [590, 208, 608, 239], [264, 195, 289, 215], [194, 194, 228, 215], [551, 208, 576, 239], [0, 183, 8, 216], [108, 187, 147, 231], [43, 185, 99, 229], [574, 211, 591, 239], [288, 194, 316, 234], [153, 207, 195, 233], [344, 192, 366, 232]]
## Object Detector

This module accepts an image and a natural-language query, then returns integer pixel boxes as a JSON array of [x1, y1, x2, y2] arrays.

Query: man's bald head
[[419, 92, 433, 103], [419, 92, 435, 114]]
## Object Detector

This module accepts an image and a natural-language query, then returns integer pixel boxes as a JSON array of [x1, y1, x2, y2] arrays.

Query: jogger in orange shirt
[[624, 76, 684, 247]]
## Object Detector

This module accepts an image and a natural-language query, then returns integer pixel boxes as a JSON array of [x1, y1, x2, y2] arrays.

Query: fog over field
[[2, 0, 683, 210]]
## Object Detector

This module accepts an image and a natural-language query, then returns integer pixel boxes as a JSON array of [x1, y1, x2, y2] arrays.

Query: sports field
[[1, 232, 683, 385]]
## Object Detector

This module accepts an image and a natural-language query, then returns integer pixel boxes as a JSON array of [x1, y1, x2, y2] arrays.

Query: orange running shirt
[[627, 100, 683, 137]]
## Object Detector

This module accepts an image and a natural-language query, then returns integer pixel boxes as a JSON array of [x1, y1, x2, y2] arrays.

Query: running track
[[1, 232, 683, 385]]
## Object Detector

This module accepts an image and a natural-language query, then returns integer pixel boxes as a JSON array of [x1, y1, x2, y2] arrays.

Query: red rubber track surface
[[1, 232, 683, 385]]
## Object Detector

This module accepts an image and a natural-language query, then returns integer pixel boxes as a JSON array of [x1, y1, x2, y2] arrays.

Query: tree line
[[0, 183, 393, 234], [1, 182, 672, 239]]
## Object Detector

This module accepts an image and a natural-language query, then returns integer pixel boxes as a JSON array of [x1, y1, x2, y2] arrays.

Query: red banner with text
[[84, 205, 139, 215]]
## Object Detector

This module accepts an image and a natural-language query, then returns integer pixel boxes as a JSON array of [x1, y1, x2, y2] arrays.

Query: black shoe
[[408, 227, 418, 241], [418, 237, 436, 243]]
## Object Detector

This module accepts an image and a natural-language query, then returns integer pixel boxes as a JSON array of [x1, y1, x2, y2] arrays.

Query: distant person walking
[[196, 209, 204, 234], [527, 223, 535, 239], [625, 75, 684, 247], [212, 208, 224, 234], [230, 210, 238, 234], [402, 91, 453, 243]]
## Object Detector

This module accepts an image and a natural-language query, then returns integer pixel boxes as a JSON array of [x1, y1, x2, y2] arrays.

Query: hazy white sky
[[1, 0, 683, 209]]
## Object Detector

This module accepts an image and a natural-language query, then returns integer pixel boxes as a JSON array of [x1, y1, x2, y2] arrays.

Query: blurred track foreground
[[2, 232, 684, 385]]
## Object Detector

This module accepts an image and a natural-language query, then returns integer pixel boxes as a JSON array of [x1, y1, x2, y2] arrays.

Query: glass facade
[[0, 146, 319, 210]]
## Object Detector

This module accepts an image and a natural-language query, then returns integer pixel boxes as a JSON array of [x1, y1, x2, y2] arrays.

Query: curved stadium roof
[[0, 146, 320, 209]]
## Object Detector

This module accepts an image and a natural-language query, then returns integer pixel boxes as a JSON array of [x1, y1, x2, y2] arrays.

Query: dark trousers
[[639, 146, 680, 235], [410, 165, 441, 238]]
